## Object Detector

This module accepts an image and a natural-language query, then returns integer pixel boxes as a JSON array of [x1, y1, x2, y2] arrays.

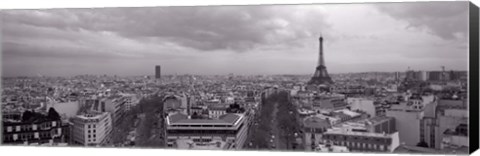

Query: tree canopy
[[22, 110, 33, 122], [47, 107, 61, 120], [416, 141, 429, 148]]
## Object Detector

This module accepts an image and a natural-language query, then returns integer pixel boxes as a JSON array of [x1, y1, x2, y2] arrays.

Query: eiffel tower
[[308, 36, 333, 85]]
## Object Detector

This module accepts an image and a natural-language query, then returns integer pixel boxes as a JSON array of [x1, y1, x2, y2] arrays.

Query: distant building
[[207, 104, 228, 119], [190, 106, 205, 116], [347, 97, 376, 117], [155, 65, 161, 79], [404, 70, 467, 82], [427, 71, 443, 81], [329, 109, 363, 123], [405, 70, 427, 82], [394, 72, 401, 82], [71, 111, 112, 146], [332, 85, 367, 97], [311, 95, 347, 111], [163, 94, 189, 115]]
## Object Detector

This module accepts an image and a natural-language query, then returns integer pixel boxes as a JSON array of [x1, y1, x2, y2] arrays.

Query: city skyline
[[1, 2, 469, 77], [1, 1, 474, 153]]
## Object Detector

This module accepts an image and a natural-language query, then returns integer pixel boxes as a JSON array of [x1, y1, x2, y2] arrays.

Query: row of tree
[[247, 91, 277, 149], [134, 95, 166, 148], [274, 91, 303, 150], [21, 108, 61, 123]]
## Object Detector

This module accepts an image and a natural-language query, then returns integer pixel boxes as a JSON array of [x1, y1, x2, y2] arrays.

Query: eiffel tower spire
[[308, 36, 333, 85]]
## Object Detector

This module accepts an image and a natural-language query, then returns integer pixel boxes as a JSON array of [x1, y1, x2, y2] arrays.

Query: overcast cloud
[[1, 1, 469, 76]]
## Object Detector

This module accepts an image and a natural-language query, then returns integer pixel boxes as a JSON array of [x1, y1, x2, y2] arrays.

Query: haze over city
[[1, 2, 469, 77]]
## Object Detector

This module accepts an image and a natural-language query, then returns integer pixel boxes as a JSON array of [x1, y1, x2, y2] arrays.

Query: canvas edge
[[468, 1, 479, 155]]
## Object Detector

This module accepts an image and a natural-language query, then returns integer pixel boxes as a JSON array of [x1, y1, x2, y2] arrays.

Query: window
[[13, 134, 18, 140], [88, 135, 91, 138], [7, 126, 12, 132], [88, 125, 91, 128]]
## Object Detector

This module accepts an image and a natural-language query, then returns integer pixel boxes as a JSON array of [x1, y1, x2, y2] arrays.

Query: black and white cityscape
[[1, 1, 470, 154]]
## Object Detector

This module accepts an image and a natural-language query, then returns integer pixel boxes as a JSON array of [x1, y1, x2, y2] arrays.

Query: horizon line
[[2, 70, 469, 78]]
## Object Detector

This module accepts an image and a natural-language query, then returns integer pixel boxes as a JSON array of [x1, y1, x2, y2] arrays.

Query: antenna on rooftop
[[441, 66, 446, 81]]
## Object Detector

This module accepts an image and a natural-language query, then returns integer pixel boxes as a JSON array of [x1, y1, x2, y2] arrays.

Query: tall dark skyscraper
[[155, 65, 161, 79], [308, 36, 333, 85]]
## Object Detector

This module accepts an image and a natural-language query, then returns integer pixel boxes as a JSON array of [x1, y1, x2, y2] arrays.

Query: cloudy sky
[[1, 1, 469, 77]]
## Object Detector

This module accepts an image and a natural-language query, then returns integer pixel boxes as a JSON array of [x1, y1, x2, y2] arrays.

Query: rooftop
[[325, 128, 394, 138], [366, 116, 394, 125], [333, 109, 361, 118], [167, 113, 243, 126], [76, 111, 109, 120], [303, 116, 331, 129]]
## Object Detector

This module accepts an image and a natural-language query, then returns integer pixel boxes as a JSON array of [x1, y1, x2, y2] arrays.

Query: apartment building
[[71, 111, 112, 146]]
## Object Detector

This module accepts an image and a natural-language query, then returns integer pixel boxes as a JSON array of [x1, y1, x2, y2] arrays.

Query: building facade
[[386, 105, 423, 146], [166, 113, 248, 150], [303, 116, 332, 151], [2, 118, 69, 145], [322, 130, 400, 152], [155, 65, 161, 79], [71, 112, 113, 146]]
